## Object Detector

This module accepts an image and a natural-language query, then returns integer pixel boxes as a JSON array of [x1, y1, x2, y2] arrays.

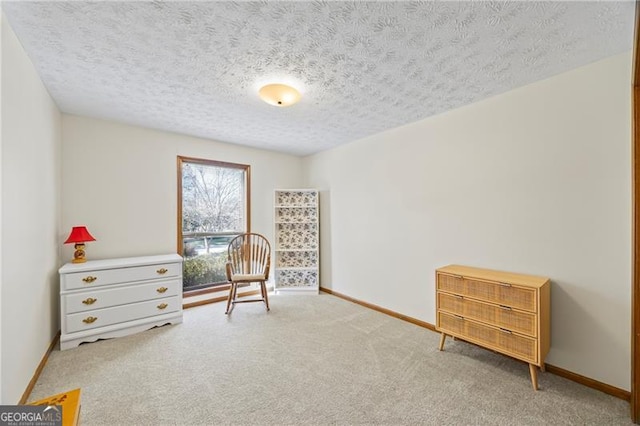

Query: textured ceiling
[[2, 1, 635, 156]]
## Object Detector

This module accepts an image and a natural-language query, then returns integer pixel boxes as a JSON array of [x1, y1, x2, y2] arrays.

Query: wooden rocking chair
[[225, 233, 271, 314]]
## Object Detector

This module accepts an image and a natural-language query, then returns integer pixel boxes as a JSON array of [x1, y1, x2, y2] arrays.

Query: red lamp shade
[[64, 226, 96, 244]]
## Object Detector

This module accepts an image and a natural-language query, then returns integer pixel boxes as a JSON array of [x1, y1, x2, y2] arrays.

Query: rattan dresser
[[436, 264, 550, 390]]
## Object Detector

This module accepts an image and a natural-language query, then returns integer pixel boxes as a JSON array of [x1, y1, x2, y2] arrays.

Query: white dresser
[[59, 254, 183, 350]]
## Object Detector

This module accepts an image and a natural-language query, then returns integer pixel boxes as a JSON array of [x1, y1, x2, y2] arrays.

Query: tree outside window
[[178, 157, 250, 292]]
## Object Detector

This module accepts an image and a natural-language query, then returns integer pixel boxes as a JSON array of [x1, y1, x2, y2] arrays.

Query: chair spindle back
[[227, 233, 271, 277]]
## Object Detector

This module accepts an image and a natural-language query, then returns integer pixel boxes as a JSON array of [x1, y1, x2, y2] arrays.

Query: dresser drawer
[[437, 273, 536, 312], [465, 277, 536, 312], [64, 279, 181, 314], [62, 262, 181, 291], [437, 311, 537, 363], [66, 296, 180, 333], [437, 272, 465, 294], [437, 292, 537, 337]]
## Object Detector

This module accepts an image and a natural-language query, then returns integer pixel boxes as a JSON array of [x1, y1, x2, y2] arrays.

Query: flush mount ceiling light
[[258, 83, 301, 107]]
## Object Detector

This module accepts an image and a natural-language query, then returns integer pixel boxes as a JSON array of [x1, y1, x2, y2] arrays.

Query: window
[[177, 156, 250, 292]]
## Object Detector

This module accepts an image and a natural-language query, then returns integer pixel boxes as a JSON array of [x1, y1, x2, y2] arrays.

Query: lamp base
[[72, 243, 87, 263]]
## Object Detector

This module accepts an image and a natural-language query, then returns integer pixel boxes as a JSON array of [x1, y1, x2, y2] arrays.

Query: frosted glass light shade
[[259, 84, 301, 107]]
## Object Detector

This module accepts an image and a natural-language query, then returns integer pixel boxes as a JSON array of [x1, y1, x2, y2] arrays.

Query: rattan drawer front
[[497, 329, 537, 363], [438, 311, 465, 335], [436, 273, 464, 294], [463, 278, 536, 312], [437, 312, 537, 363], [437, 292, 537, 337]]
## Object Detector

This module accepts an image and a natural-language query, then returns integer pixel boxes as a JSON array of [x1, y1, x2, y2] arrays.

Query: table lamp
[[64, 226, 96, 263]]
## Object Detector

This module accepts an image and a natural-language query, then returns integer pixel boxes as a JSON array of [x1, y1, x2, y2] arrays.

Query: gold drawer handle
[[156, 268, 168, 275], [82, 297, 97, 305], [157, 287, 168, 294], [454, 314, 464, 320], [82, 276, 97, 283], [499, 305, 512, 311], [499, 328, 513, 334], [82, 316, 97, 324], [498, 282, 512, 287], [452, 294, 463, 299], [157, 303, 168, 310]]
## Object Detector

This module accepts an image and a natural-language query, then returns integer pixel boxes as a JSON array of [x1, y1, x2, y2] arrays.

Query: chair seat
[[231, 273, 266, 282]]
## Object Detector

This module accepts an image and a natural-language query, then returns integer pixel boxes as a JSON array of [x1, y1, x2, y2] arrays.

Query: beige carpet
[[30, 293, 631, 425]]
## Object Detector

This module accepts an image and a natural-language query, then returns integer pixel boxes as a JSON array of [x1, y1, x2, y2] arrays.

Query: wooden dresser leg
[[438, 333, 446, 351], [540, 363, 546, 372], [529, 364, 539, 390]]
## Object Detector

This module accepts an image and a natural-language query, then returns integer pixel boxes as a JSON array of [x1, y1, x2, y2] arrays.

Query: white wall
[[62, 116, 303, 261], [1, 15, 62, 403], [304, 52, 632, 391]]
